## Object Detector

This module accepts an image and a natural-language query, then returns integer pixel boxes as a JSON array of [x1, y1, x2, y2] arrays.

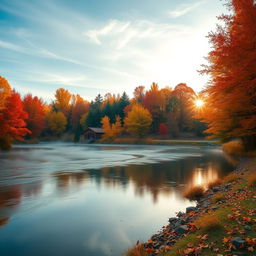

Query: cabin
[[84, 127, 105, 142]]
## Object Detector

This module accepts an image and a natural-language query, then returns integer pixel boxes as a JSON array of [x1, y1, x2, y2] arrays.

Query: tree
[[101, 115, 122, 140], [199, 0, 256, 150], [158, 123, 168, 135], [133, 86, 145, 103], [47, 112, 67, 136], [118, 92, 130, 122], [0, 76, 11, 110], [142, 83, 165, 132], [124, 105, 152, 137], [54, 88, 72, 117], [0, 91, 30, 150], [23, 94, 46, 138], [86, 94, 103, 127]]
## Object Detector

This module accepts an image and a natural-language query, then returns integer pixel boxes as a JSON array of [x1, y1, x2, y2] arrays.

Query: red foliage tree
[[23, 94, 46, 138], [0, 91, 30, 149], [158, 123, 168, 135], [199, 0, 256, 150]]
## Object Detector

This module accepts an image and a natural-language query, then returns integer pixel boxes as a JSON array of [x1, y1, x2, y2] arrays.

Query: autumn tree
[[47, 112, 67, 136], [0, 91, 30, 150], [142, 83, 165, 132], [23, 94, 46, 138], [0, 76, 11, 110], [124, 105, 152, 137], [133, 86, 145, 103], [54, 88, 72, 117], [199, 0, 256, 150], [70, 96, 89, 141], [101, 115, 122, 140]]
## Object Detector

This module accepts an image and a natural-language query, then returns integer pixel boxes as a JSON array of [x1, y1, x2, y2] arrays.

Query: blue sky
[[0, 0, 225, 101]]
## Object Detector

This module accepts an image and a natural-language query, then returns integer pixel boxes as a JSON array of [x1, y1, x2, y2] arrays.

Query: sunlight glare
[[195, 99, 204, 108]]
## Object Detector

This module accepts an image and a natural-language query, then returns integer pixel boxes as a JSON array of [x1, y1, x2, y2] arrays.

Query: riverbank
[[99, 138, 219, 147], [127, 157, 256, 256]]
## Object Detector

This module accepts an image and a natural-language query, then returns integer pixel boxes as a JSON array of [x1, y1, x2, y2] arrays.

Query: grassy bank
[[127, 158, 256, 256]]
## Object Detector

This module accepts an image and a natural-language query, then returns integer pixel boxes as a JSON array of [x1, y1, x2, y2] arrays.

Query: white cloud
[[0, 40, 26, 53], [168, 1, 205, 18]]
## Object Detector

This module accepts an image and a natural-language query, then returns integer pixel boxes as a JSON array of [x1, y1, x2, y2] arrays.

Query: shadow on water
[[0, 143, 235, 256]]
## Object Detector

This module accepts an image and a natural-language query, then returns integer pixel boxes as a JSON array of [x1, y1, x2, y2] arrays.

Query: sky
[[0, 0, 226, 101]]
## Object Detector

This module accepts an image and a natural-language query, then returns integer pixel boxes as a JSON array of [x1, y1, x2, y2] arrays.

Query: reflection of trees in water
[[0, 181, 42, 227], [53, 154, 233, 203]]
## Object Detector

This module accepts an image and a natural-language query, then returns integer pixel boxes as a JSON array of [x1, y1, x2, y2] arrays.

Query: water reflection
[[0, 144, 234, 256]]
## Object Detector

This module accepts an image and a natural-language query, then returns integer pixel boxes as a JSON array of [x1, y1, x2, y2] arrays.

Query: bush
[[195, 214, 222, 231], [126, 244, 149, 256], [183, 186, 205, 200], [222, 140, 245, 155], [208, 179, 222, 189]]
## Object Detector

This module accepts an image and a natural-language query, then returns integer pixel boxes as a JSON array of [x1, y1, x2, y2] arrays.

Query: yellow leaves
[[124, 104, 152, 138], [47, 111, 67, 135]]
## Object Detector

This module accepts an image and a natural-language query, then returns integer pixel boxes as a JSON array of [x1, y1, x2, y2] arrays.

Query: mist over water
[[0, 143, 234, 256]]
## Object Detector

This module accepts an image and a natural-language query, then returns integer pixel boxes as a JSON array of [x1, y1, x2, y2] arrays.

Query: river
[[0, 143, 234, 256]]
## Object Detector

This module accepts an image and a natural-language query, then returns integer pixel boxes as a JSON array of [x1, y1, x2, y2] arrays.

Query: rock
[[212, 187, 219, 192], [174, 219, 186, 227], [231, 237, 246, 249], [168, 217, 177, 223], [177, 211, 183, 217], [211, 206, 218, 211], [174, 225, 189, 235], [186, 206, 197, 213], [244, 225, 252, 231]]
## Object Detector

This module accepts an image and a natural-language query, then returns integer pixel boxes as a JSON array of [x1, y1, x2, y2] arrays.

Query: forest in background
[[0, 78, 207, 150]]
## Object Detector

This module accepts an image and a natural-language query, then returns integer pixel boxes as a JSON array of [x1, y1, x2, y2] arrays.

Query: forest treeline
[[0, 78, 207, 150]]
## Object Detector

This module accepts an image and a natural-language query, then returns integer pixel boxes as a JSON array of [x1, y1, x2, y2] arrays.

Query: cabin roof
[[85, 127, 105, 134]]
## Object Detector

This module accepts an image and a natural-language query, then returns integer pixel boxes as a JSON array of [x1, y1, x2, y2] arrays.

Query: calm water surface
[[0, 143, 234, 256]]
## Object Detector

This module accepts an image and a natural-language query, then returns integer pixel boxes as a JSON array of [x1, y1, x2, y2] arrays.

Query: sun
[[195, 99, 204, 108]]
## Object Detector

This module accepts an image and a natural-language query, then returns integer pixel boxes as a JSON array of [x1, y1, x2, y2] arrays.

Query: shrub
[[208, 179, 222, 189], [0, 136, 12, 150], [183, 186, 205, 200], [222, 140, 245, 155], [126, 244, 149, 256], [196, 214, 222, 231]]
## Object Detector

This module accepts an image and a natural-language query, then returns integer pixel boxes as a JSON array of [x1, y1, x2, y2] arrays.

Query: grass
[[126, 244, 149, 256], [183, 185, 205, 200], [208, 179, 221, 189], [211, 193, 225, 203], [222, 140, 245, 155], [248, 173, 256, 187], [195, 214, 222, 231], [223, 172, 240, 183]]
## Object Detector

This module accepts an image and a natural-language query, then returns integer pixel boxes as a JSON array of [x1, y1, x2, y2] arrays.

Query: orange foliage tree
[[0, 91, 30, 149], [54, 88, 72, 117], [124, 105, 152, 137], [23, 94, 46, 138], [199, 0, 256, 150], [0, 76, 11, 110], [101, 115, 122, 140]]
